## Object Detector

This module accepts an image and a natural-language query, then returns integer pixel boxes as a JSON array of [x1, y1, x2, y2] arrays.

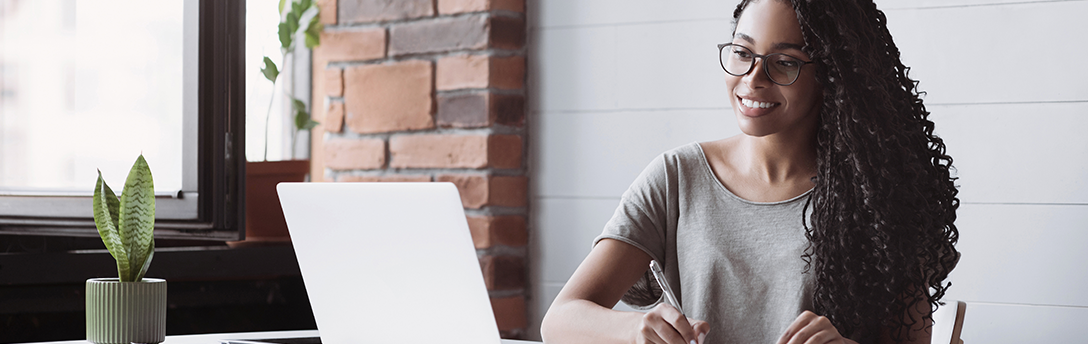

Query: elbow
[[539, 307, 558, 342], [541, 299, 575, 343]]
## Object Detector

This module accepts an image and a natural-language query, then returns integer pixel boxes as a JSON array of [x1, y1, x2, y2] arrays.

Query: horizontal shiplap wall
[[526, 0, 1088, 342]]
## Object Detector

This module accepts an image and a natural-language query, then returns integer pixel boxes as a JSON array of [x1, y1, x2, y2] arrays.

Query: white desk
[[35, 330, 541, 344]]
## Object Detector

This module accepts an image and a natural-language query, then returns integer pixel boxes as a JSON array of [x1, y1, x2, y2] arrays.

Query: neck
[[736, 127, 818, 184]]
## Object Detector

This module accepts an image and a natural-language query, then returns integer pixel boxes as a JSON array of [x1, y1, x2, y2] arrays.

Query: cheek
[[724, 76, 741, 98], [791, 79, 822, 111]]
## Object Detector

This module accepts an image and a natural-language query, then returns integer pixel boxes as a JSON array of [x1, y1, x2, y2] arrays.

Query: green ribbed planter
[[86, 278, 167, 344]]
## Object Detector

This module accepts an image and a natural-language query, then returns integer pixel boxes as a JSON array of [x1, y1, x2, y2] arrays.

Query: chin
[[734, 112, 775, 137], [738, 126, 775, 138]]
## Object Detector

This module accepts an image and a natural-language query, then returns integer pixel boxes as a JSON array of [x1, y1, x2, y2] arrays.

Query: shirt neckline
[[691, 142, 814, 206]]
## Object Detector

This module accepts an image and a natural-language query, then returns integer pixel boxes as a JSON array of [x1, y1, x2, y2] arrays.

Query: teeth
[[741, 98, 777, 109]]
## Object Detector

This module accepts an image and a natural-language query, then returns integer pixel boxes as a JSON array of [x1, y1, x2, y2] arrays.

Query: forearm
[[541, 299, 644, 344]]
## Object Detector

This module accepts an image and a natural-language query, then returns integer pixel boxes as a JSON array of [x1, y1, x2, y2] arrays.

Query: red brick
[[325, 101, 345, 133], [318, 28, 386, 62], [340, 0, 434, 24], [437, 93, 489, 128], [488, 175, 527, 207], [389, 15, 488, 55], [438, 0, 524, 14], [466, 215, 527, 249], [437, 54, 488, 90], [436, 174, 488, 208], [325, 68, 343, 97], [389, 134, 522, 169], [390, 134, 485, 168], [436, 55, 524, 91], [489, 16, 525, 50], [435, 174, 526, 208], [437, 92, 524, 128], [490, 295, 527, 332], [317, 0, 337, 25], [493, 0, 525, 13], [344, 60, 434, 134], [336, 174, 431, 182], [492, 93, 525, 126], [488, 134, 522, 169], [489, 55, 525, 90], [324, 138, 386, 170], [479, 255, 525, 290]]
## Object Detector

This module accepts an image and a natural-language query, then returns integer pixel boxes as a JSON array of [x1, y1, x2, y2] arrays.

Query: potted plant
[[239, 0, 322, 247], [86, 154, 166, 344]]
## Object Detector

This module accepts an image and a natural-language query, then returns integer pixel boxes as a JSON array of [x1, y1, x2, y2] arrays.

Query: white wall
[[527, 0, 1088, 342]]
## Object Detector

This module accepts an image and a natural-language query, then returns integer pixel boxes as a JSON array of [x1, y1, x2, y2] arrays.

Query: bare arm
[[540, 239, 709, 344], [777, 290, 934, 344]]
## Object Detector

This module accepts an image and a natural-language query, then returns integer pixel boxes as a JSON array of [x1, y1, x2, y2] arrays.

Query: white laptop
[[273, 182, 504, 344]]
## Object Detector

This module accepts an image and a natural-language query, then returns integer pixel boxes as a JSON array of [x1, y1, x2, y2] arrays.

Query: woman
[[539, 0, 959, 343]]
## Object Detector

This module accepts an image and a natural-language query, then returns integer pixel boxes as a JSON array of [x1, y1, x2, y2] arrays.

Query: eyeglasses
[[717, 43, 814, 86]]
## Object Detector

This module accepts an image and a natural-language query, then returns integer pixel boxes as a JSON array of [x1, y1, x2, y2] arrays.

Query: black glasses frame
[[717, 43, 814, 86]]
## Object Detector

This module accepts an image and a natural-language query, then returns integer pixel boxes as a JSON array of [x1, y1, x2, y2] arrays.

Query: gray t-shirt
[[594, 142, 815, 344]]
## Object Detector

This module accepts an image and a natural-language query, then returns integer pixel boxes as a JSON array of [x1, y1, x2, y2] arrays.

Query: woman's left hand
[[776, 311, 859, 344]]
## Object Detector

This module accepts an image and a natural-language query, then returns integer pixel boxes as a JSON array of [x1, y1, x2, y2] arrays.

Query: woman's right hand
[[636, 303, 710, 344]]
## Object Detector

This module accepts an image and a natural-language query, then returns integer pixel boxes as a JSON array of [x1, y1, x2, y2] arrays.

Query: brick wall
[[309, 0, 529, 338]]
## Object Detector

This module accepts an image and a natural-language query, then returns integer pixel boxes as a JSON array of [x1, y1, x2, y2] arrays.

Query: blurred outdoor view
[[246, 0, 303, 163], [0, 0, 294, 195], [0, 0, 185, 193]]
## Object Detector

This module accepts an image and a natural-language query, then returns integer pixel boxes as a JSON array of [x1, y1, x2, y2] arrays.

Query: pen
[[649, 260, 684, 315]]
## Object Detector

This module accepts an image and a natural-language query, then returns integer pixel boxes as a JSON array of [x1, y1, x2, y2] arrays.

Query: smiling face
[[727, 0, 822, 138]]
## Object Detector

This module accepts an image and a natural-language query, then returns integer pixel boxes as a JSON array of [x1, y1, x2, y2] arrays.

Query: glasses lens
[[766, 54, 803, 85], [721, 44, 753, 76]]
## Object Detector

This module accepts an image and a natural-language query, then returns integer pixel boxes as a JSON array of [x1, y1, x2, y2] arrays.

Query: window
[[0, 0, 245, 240]]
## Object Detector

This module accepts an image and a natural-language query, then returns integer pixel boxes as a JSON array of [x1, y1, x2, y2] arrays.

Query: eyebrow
[[733, 32, 805, 52]]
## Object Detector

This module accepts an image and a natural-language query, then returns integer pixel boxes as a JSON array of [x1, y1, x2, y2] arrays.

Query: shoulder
[[624, 143, 705, 191], [694, 137, 741, 170], [626, 142, 721, 197], [651, 142, 709, 171]]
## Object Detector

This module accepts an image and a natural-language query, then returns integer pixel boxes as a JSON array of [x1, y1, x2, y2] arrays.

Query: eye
[[775, 59, 800, 68], [731, 48, 753, 60]]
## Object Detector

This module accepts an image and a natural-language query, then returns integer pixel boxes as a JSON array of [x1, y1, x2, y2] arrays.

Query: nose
[[741, 57, 773, 88]]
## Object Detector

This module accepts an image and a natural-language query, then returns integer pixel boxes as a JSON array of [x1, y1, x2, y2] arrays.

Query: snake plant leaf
[[134, 238, 155, 281], [261, 57, 279, 82], [117, 155, 156, 282], [93, 171, 130, 281]]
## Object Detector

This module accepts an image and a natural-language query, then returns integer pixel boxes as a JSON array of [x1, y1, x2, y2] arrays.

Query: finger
[[777, 311, 818, 344], [636, 323, 666, 344], [642, 309, 688, 344], [670, 314, 697, 343], [802, 330, 838, 344], [691, 320, 711, 344], [793, 316, 841, 344], [654, 303, 698, 344], [787, 323, 821, 344]]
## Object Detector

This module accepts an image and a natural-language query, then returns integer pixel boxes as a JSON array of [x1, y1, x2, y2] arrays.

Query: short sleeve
[[593, 152, 677, 308]]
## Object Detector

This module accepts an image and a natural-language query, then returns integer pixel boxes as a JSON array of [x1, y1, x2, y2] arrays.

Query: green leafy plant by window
[[92, 155, 156, 282], [260, 0, 322, 161]]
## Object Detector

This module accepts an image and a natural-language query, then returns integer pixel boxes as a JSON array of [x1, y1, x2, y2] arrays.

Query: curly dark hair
[[731, 0, 960, 342]]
